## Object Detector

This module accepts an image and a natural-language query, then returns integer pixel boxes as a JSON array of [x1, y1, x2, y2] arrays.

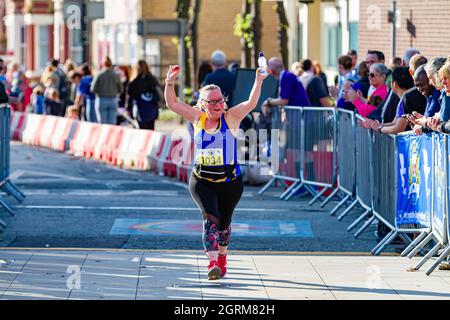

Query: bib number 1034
[[198, 149, 224, 166]]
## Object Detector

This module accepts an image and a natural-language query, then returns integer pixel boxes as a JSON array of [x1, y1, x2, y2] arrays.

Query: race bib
[[197, 148, 224, 166]]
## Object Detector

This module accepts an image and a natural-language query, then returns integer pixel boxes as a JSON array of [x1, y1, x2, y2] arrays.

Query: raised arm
[[227, 67, 270, 123], [164, 65, 202, 123]]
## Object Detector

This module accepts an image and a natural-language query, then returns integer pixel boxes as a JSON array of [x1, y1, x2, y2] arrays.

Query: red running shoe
[[218, 254, 227, 277], [207, 261, 221, 280]]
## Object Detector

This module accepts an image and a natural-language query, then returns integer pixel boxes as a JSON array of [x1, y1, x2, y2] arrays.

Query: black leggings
[[189, 174, 244, 231]]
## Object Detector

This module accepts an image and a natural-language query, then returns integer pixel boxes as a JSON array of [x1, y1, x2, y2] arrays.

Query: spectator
[[76, 63, 96, 122], [262, 57, 310, 112], [390, 57, 403, 70], [409, 54, 428, 77], [127, 60, 162, 130], [299, 59, 330, 107], [228, 62, 239, 74], [347, 49, 358, 77], [415, 65, 441, 118], [312, 60, 328, 95], [115, 65, 130, 112], [31, 85, 45, 114], [90, 56, 123, 124], [65, 105, 79, 119], [8, 63, 26, 112], [0, 58, 7, 85], [45, 88, 63, 116], [338, 79, 357, 111], [352, 61, 370, 98], [197, 61, 213, 90], [364, 67, 414, 134], [402, 47, 421, 67], [202, 50, 235, 105], [347, 63, 389, 117], [337, 55, 358, 100], [425, 56, 450, 121], [67, 70, 82, 106], [409, 61, 450, 134], [50, 59, 69, 113], [0, 80, 7, 104], [291, 62, 303, 78], [404, 65, 440, 135]]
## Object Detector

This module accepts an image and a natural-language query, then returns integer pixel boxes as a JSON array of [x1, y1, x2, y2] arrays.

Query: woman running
[[164, 64, 270, 280]]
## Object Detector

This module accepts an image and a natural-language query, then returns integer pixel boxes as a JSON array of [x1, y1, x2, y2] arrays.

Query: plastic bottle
[[258, 52, 267, 76]]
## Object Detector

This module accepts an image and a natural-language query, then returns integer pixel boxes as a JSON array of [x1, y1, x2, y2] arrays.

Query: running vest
[[193, 112, 241, 182]]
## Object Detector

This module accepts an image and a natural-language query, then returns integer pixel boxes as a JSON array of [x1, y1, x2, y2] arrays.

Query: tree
[[189, 0, 202, 90], [252, 0, 262, 67], [176, 0, 192, 91], [233, 0, 252, 68], [275, 1, 289, 69]]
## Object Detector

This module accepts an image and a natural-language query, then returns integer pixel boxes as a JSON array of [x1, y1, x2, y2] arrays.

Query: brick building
[[358, 0, 450, 61], [4, 0, 54, 74], [92, 0, 282, 79]]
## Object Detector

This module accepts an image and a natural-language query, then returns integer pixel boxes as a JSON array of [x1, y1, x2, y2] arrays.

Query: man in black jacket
[[0, 81, 8, 104]]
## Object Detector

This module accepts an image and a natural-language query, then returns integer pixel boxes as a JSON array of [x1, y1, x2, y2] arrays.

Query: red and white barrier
[[22, 114, 46, 146], [94, 126, 124, 163], [36, 115, 58, 148], [50, 118, 78, 152], [69, 122, 97, 157], [10, 111, 27, 141], [13, 113, 201, 183]]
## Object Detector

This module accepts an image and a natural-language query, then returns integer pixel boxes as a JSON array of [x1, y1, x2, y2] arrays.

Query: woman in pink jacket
[[347, 63, 389, 117]]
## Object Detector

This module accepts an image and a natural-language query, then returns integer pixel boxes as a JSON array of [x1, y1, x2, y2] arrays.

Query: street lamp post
[[391, 0, 397, 60]]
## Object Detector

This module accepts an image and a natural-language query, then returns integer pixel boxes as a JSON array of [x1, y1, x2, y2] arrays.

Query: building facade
[[359, 0, 450, 60], [91, 0, 282, 79], [4, 0, 54, 74]]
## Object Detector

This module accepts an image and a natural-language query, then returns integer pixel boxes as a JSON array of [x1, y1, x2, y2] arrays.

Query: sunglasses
[[368, 72, 379, 78]]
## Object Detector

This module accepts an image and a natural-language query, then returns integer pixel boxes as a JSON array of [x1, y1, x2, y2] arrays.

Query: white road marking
[[7, 170, 86, 181], [23, 190, 179, 196], [279, 223, 297, 235], [15, 205, 287, 212]]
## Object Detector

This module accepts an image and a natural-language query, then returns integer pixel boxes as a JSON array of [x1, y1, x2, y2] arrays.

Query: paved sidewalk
[[0, 249, 449, 300]]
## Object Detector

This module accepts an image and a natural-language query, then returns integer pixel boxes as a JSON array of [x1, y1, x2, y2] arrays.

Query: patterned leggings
[[203, 221, 232, 252]]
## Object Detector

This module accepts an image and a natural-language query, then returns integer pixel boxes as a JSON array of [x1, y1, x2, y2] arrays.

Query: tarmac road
[[0, 142, 392, 253]]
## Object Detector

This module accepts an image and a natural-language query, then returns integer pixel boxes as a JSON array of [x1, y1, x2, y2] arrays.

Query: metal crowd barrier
[[402, 133, 450, 275], [329, 109, 357, 217], [0, 104, 26, 225], [341, 116, 374, 238], [258, 106, 313, 199], [370, 132, 413, 255], [300, 107, 337, 206]]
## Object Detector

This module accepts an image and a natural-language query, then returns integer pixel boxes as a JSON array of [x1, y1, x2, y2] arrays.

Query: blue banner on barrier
[[433, 133, 446, 242], [396, 134, 432, 228]]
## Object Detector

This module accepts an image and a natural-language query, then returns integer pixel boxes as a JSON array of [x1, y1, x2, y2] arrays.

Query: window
[[348, 21, 358, 52], [39, 26, 49, 69], [325, 24, 341, 68], [19, 26, 26, 66], [70, 28, 83, 65]]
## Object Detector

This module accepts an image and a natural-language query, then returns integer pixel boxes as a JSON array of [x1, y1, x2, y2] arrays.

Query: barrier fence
[[262, 105, 450, 275], [0, 104, 26, 229]]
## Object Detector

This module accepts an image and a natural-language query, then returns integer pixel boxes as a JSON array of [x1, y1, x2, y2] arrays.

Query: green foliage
[[233, 13, 254, 49]]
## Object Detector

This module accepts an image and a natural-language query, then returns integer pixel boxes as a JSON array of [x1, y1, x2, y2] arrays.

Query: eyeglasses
[[201, 97, 228, 105], [368, 72, 379, 78]]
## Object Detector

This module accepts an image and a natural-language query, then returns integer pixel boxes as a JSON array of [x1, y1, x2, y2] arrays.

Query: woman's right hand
[[166, 65, 180, 82]]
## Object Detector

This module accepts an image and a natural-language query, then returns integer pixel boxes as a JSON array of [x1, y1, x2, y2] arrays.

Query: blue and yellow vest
[[193, 112, 241, 182]]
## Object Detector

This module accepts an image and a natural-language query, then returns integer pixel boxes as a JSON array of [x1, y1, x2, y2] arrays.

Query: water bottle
[[258, 52, 267, 76]]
